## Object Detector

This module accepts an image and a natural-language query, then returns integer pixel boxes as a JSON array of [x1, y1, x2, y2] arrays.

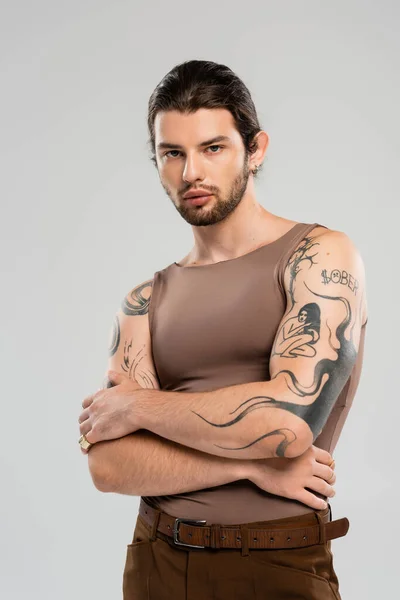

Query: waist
[[143, 480, 324, 525], [139, 496, 349, 552]]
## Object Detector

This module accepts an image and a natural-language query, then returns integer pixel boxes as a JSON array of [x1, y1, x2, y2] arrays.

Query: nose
[[182, 153, 205, 184]]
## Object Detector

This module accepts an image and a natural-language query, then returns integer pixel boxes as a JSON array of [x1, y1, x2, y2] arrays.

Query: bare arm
[[91, 429, 248, 495]]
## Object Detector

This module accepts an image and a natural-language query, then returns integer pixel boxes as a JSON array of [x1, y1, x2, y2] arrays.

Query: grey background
[[1, 1, 398, 598]]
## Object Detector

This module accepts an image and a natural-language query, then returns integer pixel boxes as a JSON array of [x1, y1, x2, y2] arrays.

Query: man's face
[[154, 108, 251, 226]]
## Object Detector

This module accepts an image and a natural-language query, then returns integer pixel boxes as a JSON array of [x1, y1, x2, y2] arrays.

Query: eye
[[164, 145, 223, 159]]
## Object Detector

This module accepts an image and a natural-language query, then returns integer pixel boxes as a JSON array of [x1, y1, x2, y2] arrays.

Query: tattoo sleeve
[[104, 279, 160, 390], [267, 230, 367, 445]]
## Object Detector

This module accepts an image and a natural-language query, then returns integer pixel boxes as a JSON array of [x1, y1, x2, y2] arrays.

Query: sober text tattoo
[[321, 269, 359, 295]]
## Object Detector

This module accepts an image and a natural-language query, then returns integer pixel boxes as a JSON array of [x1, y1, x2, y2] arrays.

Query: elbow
[[279, 419, 314, 459], [87, 444, 114, 492], [90, 469, 113, 493]]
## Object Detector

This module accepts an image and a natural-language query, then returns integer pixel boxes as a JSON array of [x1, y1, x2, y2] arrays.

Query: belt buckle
[[173, 518, 207, 549]]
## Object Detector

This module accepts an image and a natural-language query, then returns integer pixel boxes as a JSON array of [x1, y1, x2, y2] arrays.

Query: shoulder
[[293, 225, 364, 266], [284, 225, 367, 322], [306, 226, 365, 272], [120, 277, 154, 317]]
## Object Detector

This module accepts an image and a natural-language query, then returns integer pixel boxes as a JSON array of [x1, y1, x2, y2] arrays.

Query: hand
[[247, 445, 336, 510], [78, 371, 145, 453]]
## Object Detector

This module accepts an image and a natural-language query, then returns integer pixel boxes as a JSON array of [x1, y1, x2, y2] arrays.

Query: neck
[[188, 195, 280, 265]]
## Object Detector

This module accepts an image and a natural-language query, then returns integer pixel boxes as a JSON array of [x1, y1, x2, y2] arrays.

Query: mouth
[[184, 194, 214, 206]]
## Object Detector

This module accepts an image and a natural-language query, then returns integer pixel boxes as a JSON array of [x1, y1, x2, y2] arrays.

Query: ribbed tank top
[[144, 222, 367, 524]]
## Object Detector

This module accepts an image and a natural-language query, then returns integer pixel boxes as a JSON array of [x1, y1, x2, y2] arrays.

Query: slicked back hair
[[147, 60, 264, 178]]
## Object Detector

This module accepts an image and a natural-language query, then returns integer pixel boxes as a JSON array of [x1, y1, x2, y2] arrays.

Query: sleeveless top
[[144, 222, 367, 524]]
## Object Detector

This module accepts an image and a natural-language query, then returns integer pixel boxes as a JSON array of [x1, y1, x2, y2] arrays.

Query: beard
[[162, 158, 251, 227]]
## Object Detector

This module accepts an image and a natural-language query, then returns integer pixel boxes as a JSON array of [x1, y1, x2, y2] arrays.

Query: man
[[78, 60, 367, 599]]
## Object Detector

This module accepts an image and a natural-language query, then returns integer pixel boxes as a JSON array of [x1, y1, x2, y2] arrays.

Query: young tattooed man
[[78, 60, 367, 599]]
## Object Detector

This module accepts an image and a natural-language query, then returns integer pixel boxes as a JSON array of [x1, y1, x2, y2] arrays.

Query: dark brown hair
[[147, 60, 264, 177]]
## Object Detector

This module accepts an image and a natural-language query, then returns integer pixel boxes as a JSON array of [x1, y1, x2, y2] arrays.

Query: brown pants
[[123, 508, 343, 599]]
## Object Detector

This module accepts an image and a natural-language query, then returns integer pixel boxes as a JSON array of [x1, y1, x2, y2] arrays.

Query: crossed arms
[[89, 227, 367, 486]]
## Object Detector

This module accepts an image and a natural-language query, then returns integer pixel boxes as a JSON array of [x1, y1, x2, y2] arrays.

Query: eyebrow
[[157, 135, 232, 151]]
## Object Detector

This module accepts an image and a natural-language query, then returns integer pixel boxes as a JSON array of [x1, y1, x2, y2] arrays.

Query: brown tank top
[[145, 222, 367, 524]]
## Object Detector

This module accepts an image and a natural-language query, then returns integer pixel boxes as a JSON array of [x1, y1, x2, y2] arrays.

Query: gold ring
[[79, 434, 93, 451]]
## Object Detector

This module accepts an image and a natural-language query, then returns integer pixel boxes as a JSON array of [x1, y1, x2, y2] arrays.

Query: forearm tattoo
[[191, 234, 362, 457]]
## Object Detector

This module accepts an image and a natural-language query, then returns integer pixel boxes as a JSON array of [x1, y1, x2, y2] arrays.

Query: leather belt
[[139, 498, 350, 551]]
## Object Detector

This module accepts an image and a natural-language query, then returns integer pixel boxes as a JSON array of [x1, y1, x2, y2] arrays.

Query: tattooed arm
[[139, 228, 367, 460], [267, 228, 367, 446], [106, 279, 160, 390], [88, 279, 250, 494]]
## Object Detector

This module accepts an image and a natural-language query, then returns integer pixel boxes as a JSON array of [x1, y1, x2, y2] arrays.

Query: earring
[[252, 164, 260, 175]]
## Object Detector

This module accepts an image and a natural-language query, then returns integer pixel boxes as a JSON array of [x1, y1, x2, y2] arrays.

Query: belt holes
[[303, 536, 307, 540], [188, 533, 192, 538], [287, 537, 291, 541], [221, 536, 226, 540], [236, 536, 241, 541], [253, 537, 258, 541], [167, 525, 170, 529], [270, 537, 274, 542]]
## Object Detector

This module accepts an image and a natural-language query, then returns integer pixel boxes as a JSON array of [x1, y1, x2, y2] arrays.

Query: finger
[[78, 408, 90, 424], [82, 394, 95, 409], [79, 421, 92, 437], [296, 490, 328, 511], [313, 463, 336, 484], [313, 447, 334, 466], [309, 476, 336, 498]]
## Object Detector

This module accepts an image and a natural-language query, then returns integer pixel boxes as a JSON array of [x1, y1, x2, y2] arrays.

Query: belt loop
[[148, 508, 161, 542], [240, 524, 250, 557], [314, 510, 326, 544], [210, 524, 221, 549]]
